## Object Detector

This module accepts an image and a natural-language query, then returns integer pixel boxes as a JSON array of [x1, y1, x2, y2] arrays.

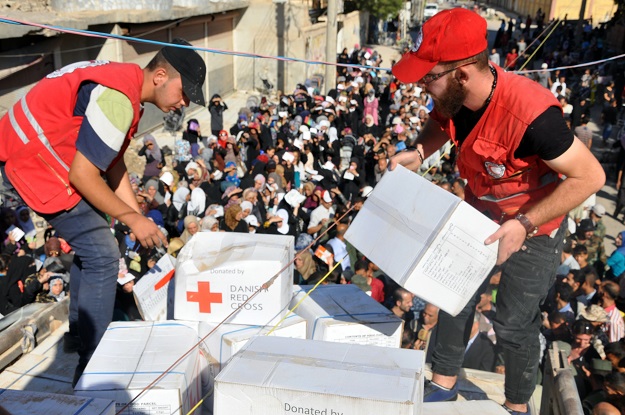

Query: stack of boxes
[[76, 232, 486, 414]]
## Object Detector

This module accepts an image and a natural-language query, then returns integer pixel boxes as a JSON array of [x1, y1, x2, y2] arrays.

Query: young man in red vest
[[0, 39, 205, 385], [391, 9, 604, 415]]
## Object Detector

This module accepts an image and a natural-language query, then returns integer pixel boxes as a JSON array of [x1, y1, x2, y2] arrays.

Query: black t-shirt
[[453, 105, 574, 161]]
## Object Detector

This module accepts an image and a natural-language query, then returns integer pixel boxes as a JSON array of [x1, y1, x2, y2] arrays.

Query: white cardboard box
[[345, 165, 499, 316], [174, 232, 294, 325], [200, 314, 307, 371], [291, 284, 403, 347], [214, 336, 424, 415], [0, 389, 115, 415], [74, 321, 208, 415], [133, 254, 176, 321]]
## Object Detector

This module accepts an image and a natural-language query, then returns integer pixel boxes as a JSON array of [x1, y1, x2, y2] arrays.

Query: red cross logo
[[187, 282, 223, 313]]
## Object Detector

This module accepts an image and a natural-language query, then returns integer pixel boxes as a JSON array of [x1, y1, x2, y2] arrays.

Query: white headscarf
[[187, 187, 207, 217], [173, 187, 190, 211], [276, 209, 290, 235]]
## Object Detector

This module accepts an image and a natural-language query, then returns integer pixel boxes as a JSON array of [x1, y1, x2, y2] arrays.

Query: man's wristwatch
[[515, 213, 539, 238]]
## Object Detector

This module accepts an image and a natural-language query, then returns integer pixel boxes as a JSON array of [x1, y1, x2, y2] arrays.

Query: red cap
[[392, 8, 488, 84]]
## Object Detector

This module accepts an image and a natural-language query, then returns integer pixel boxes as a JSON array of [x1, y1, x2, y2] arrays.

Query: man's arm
[[106, 157, 142, 214], [486, 138, 605, 264], [69, 151, 167, 248]]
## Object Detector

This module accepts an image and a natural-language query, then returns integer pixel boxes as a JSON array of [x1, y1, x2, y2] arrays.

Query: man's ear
[[456, 67, 470, 84], [152, 67, 168, 86]]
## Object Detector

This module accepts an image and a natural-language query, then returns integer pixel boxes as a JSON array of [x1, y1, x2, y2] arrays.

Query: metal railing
[[540, 342, 584, 415]]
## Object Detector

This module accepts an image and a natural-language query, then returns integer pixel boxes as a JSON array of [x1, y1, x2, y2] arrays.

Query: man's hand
[[126, 212, 168, 249], [389, 144, 424, 172], [484, 219, 527, 265]]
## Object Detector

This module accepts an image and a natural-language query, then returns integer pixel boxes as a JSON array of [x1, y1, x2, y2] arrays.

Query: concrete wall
[[1, 0, 49, 12], [234, 0, 367, 94], [50, 0, 170, 12]]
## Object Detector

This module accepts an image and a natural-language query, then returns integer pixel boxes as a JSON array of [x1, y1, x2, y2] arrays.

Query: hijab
[[276, 209, 290, 235], [200, 216, 219, 232], [617, 231, 625, 256], [187, 187, 207, 217], [180, 215, 200, 244], [173, 187, 190, 212], [16, 206, 35, 235], [224, 161, 241, 188], [145, 179, 165, 205], [268, 172, 284, 193], [143, 135, 162, 164], [48, 275, 66, 301], [146, 209, 165, 228]]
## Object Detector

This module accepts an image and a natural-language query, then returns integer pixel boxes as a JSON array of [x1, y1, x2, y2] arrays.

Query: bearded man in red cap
[[391, 8, 604, 415]]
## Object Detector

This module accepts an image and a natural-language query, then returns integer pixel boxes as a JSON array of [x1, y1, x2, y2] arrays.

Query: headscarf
[[173, 187, 190, 212], [144, 179, 164, 205], [276, 209, 290, 235], [268, 172, 285, 193], [16, 206, 35, 235], [146, 209, 165, 228], [224, 161, 241, 188], [200, 216, 219, 232], [240, 201, 253, 214], [187, 119, 200, 136], [180, 215, 200, 244], [274, 165, 288, 190], [143, 135, 162, 163], [295, 250, 317, 281], [224, 204, 242, 231], [187, 187, 207, 217], [328, 127, 339, 143], [47, 275, 66, 301], [254, 174, 266, 187], [617, 231, 625, 256], [224, 138, 239, 166]]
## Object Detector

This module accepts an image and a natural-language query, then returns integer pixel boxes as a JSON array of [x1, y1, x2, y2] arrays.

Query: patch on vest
[[485, 162, 505, 179]]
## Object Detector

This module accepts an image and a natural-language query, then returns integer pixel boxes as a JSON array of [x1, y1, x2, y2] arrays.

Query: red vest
[[434, 65, 564, 236], [0, 61, 143, 214]]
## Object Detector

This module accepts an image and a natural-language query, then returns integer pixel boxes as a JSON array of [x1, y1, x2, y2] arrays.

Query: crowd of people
[[0, 6, 623, 413]]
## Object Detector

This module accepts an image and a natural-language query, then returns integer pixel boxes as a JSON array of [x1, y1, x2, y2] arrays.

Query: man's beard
[[432, 77, 467, 119]]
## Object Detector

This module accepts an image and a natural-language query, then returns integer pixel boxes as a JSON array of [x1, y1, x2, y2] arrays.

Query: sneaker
[[502, 404, 531, 415], [423, 379, 458, 402]]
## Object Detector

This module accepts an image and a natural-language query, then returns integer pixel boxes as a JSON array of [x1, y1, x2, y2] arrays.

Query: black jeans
[[431, 219, 565, 404]]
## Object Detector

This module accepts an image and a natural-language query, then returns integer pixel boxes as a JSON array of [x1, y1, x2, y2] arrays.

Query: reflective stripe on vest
[[11, 97, 70, 172]]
